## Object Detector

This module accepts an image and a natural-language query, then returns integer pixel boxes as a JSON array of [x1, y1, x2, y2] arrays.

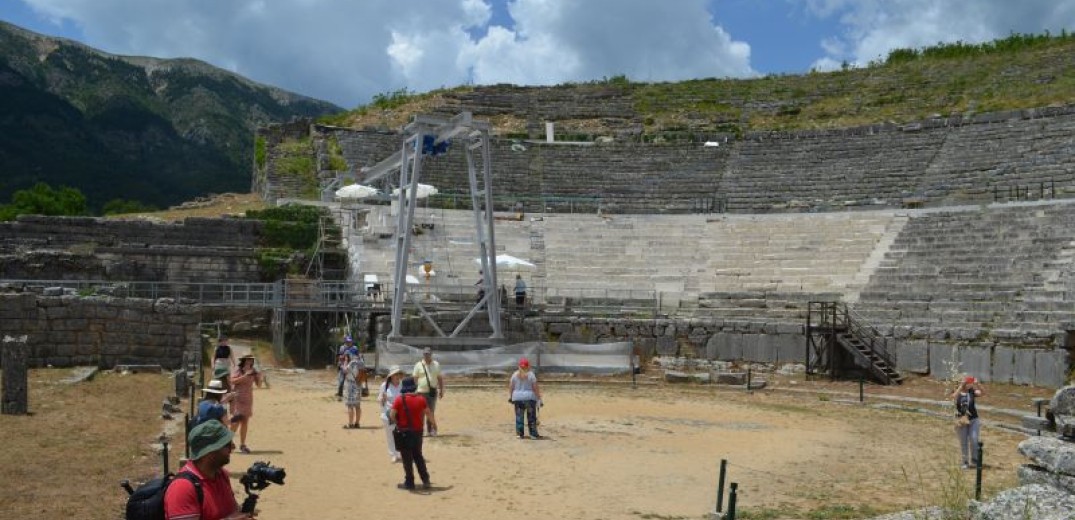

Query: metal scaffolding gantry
[[362, 112, 503, 341]]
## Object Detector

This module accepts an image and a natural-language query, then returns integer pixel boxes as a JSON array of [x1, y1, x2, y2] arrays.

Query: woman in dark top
[[951, 375, 985, 468], [213, 336, 235, 378]]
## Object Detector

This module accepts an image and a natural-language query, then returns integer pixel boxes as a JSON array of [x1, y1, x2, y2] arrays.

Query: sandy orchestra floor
[[231, 367, 1027, 520]]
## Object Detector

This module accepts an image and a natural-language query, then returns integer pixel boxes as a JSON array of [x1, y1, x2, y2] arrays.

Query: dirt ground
[[0, 349, 1055, 520], [236, 366, 1040, 520]]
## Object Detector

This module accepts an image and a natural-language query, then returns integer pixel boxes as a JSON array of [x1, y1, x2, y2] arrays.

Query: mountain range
[[0, 20, 341, 211]]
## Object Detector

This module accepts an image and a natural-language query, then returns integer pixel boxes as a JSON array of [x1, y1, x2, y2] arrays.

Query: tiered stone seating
[[915, 110, 1075, 203], [722, 126, 939, 212], [541, 212, 898, 317], [854, 201, 1075, 332]]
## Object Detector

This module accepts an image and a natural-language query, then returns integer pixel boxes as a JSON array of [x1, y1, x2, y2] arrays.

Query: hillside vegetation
[[0, 21, 341, 211], [323, 32, 1075, 139]]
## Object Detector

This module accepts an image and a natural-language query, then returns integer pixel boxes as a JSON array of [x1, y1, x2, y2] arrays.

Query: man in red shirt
[[164, 419, 252, 519], [390, 377, 437, 490]]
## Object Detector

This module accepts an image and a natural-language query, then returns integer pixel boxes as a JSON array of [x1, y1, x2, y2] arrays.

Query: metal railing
[[0, 279, 659, 317]]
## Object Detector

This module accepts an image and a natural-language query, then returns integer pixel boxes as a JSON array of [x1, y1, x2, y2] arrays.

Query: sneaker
[[530, 433, 541, 440], [429, 429, 438, 437], [397, 483, 415, 490], [961, 463, 970, 470], [518, 433, 525, 439], [422, 482, 432, 490], [240, 445, 251, 454], [391, 454, 401, 463]]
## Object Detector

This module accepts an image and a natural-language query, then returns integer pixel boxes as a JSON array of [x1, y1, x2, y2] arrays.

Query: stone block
[[547, 322, 572, 335], [960, 346, 992, 382], [895, 340, 929, 374], [711, 333, 742, 361], [713, 371, 746, 385], [1035, 350, 1068, 388], [1017, 465, 1075, 495], [1014, 349, 1037, 386], [665, 370, 708, 384], [1018, 436, 1075, 477], [1021, 415, 1051, 431], [1052, 385, 1075, 417], [928, 343, 958, 379], [741, 334, 763, 362], [655, 336, 677, 356], [772, 334, 805, 364], [992, 346, 1015, 384]]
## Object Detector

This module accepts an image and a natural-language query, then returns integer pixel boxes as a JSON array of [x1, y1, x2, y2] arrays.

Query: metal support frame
[[380, 112, 502, 340], [805, 301, 901, 384], [805, 301, 838, 378]]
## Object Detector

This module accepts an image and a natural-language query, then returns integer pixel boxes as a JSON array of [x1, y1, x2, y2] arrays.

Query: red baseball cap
[[519, 357, 530, 368], [963, 376, 976, 384]]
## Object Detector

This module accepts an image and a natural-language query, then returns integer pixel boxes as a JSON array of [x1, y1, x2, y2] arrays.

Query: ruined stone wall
[[0, 293, 200, 369], [253, 119, 313, 202], [0, 216, 263, 282]]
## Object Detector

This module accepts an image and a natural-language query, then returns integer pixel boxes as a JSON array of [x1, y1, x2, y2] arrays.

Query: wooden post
[[2, 335, 30, 415]]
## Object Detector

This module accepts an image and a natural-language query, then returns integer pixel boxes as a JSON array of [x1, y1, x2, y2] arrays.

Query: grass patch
[[0, 369, 175, 519]]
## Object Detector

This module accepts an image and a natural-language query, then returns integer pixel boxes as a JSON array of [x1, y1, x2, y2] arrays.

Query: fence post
[[160, 434, 170, 476], [1, 335, 29, 415], [859, 376, 864, 403], [726, 482, 738, 520], [715, 459, 727, 513], [745, 367, 751, 392], [975, 442, 984, 500], [184, 414, 191, 459]]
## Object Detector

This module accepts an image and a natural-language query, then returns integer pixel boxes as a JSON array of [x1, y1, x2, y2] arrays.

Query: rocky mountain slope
[[0, 20, 341, 210]]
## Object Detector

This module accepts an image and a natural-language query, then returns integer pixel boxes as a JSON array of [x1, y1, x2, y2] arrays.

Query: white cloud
[[798, 0, 1075, 67], [16, 0, 755, 107]]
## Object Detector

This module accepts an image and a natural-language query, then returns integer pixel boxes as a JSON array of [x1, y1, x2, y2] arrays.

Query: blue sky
[[2, 0, 1073, 108]]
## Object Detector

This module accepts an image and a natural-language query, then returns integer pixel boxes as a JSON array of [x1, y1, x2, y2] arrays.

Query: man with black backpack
[[163, 419, 251, 519]]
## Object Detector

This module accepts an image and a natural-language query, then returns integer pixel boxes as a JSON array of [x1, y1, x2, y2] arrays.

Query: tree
[[0, 182, 88, 221]]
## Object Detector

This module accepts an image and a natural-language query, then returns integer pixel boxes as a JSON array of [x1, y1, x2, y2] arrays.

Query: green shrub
[[254, 136, 267, 171]]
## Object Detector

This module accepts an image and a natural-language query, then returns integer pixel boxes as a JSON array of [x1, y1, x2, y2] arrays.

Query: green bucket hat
[[188, 419, 234, 460], [212, 365, 230, 380]]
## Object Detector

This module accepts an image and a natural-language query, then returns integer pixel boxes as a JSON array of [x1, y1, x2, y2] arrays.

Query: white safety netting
[[375, 340, 633, 375]]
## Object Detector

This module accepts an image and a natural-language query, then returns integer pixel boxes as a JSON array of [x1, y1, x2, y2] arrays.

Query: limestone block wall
[[0, 215, 261, 251], [0, 293, 200, 369], [253, 119, 314, 202], [0, 216, 263, 283], [535, 317, 1068, 387]]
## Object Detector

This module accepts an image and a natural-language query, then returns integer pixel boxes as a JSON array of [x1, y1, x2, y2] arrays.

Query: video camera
[[239, 461, 286, 513]]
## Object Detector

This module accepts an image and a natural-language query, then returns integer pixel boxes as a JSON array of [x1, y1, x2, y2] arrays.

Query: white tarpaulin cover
[[474, 254, 536, 269], [391, 183, 438, 199], [375, 341, 633, 375], [335, 184, 379, 200]]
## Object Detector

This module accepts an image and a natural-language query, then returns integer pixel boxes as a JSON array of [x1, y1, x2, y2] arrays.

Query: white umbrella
[[391, 183, 438, 199], [474, 254, 536, 269], [335, 184, 379, 200]]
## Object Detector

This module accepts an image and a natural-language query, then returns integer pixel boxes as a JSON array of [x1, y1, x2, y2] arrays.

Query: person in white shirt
[[412, 347, 444, 435], [378, 366, 405, 462]]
